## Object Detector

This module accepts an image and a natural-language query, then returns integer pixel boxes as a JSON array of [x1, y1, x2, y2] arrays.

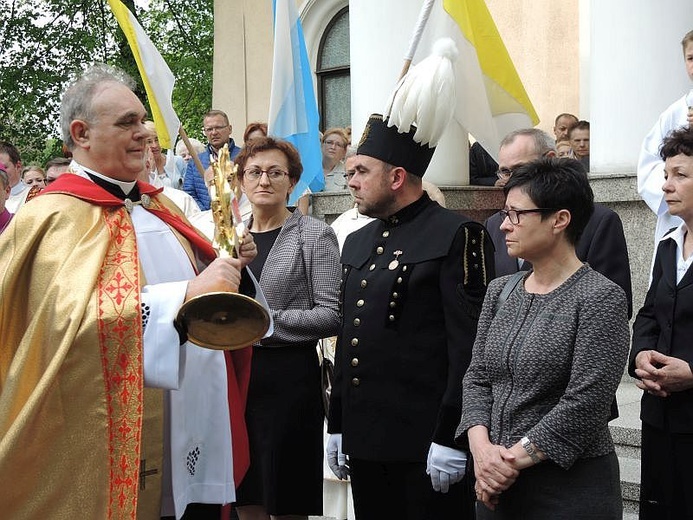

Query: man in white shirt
[[638, 30, 693, 254]]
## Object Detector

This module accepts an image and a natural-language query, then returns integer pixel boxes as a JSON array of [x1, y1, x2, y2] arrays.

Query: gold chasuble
[[0, 176, 213, 519]]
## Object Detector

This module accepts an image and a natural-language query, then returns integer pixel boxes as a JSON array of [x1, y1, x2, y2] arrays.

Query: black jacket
[[327, 194, 494, 462], [630, 234, 693, 433]]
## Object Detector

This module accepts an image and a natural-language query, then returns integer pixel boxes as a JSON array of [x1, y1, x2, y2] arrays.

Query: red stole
[[42, 174, 252, 487]]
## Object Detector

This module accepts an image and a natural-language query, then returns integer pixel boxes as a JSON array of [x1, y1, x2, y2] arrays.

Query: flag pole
[[178, 125, 208, 180], [398, 0, 436, 79]]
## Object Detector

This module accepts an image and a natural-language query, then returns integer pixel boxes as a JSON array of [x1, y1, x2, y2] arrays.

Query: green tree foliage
[[0, 0, 212, 166]]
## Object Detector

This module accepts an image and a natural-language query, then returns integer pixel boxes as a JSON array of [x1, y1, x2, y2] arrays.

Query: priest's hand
[[185, 257, 243, 300], [237, 230, 257, 268]]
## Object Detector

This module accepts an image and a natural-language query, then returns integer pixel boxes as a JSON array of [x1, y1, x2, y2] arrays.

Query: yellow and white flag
[[108, 0, 180, 149], [419, 0, 539, 159]]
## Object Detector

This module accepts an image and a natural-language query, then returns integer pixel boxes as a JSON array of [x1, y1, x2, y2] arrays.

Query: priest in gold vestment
[[0, 65, 256, 519]]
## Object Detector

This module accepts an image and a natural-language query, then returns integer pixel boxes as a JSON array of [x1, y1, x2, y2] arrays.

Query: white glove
[[426, 442, 467, 493], [327, 434, 349, 480]]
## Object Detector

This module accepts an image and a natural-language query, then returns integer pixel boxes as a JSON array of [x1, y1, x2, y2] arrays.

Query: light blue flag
[[269, 0, 324, 206]]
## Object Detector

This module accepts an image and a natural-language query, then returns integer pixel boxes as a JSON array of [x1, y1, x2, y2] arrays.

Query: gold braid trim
[[462, 226, 489, 287], [98, 207, 143, 519], [463, 227, 470, 283], [479, 228, 488, 286]]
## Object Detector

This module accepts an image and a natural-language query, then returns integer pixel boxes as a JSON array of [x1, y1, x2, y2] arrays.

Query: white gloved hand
[[327, 434, 349, 480], [426, 442, 467, 493]]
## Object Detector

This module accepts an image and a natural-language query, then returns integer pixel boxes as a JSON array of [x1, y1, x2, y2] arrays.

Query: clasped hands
[[634, 349, 693, 397], [470, 434, 521, 511]]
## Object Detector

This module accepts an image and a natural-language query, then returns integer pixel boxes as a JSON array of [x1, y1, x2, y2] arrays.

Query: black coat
[[485, 203, 633, 318], [629, 234, 693, 433], [327, 194, 495, 462]]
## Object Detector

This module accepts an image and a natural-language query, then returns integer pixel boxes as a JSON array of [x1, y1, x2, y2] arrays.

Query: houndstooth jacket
[[250, 208, 341, 347]]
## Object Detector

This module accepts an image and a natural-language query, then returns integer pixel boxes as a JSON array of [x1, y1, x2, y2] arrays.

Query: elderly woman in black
[[457, 158, 629, 518], [630, 126, 693, 519], [232, 137, 341, 520]]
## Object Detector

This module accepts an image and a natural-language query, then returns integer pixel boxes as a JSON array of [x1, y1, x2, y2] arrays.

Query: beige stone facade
[[213, 0, 580, 140]]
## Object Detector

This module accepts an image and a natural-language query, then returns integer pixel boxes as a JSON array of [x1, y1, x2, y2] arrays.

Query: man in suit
[[486, 128, 633, 317], [326, 114, 494, 519]]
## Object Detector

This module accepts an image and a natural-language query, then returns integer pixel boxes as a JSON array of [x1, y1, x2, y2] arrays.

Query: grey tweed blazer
[[251, 209, 341, 347]]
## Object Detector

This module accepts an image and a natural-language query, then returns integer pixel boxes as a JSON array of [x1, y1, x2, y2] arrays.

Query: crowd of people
[[1, 27, 693, 520]]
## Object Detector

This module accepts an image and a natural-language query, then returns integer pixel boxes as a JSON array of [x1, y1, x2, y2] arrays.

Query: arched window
[[316, 7, 350, 132]]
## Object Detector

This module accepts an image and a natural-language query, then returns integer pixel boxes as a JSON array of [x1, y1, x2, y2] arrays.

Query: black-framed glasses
[[243, 167, 289, 181], [500, 208, 558, 225]]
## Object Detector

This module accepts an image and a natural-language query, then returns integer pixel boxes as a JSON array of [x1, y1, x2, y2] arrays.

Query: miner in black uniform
[[326, 114, 494, 519]]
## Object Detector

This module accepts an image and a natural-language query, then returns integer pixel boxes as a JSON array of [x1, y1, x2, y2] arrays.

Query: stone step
[[611, 424, 642, 450], [619, 455, 641, 496], [613, 381, 642, 519]]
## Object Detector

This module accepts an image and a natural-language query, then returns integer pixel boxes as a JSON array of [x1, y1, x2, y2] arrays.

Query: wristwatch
[[521, 436, 542, 464]]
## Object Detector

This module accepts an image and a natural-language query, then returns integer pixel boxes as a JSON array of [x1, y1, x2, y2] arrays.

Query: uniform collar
[[383, 192, 431, 226]]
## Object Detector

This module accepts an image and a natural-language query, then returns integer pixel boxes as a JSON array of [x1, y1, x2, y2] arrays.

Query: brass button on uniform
[[397, 277, 403, 284], [393, 292, 399, 299], [369, 264, 376, 271], [352, 377, 360, 386], [350, 358, 359, 367], [389, 314, 395, 321], [353, 318, 361, 326], [376, 246, 384, 254], [360, 280, 368, 288], [389, 301, 396, 308], [351, 338, 359, 346], [382, 231, 390, 238], [356, 299, 365, 307], [402, 266, 408, 272]]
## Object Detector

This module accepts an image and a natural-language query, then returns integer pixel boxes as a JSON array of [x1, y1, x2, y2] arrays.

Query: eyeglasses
[[323, 139, 346, 148], [203, 125, 229, 134], [496, 167, 515, 180], [500, 208, 558, 225], [343, 170, 356, 181], [243, 167, 289, 181]]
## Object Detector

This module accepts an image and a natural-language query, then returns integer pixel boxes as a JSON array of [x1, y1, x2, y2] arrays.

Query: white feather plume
[[384, 37, 459, 147]]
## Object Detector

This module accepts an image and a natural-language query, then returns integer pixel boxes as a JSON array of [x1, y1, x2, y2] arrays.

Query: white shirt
[[637, 91, 692, 250], [329, 206, 374, 252], [664, 224, 693, 285], [6, 182, 29, 213]]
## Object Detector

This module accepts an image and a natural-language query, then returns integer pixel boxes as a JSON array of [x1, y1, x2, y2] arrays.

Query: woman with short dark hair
[[457, 157, 629, 518], [630, 126, 693, 519], [232, 136, 341, 520]]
